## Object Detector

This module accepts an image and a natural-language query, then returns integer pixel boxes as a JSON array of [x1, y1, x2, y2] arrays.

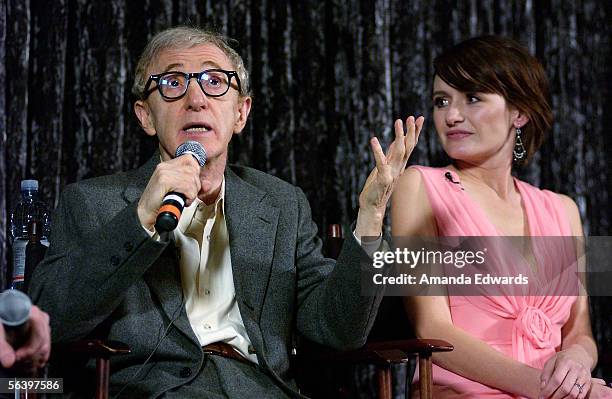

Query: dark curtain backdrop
[[1, 0, 611, 388]]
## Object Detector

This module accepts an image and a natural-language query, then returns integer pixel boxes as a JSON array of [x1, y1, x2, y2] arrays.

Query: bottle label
[[12, 240, 28, 282]]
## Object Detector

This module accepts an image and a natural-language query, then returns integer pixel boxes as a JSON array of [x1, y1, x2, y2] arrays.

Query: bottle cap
[[21, 179, 39, 192]]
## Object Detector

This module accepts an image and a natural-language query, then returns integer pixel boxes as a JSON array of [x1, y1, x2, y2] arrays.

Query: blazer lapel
[[224, 167, 279, 325], [143, 246, 199, 346]]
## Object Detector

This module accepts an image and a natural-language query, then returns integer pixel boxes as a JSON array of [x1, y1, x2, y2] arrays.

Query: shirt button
[[206, 235, 210, 241], [203, 323, 212, 330], [204, 289, 210, 295], [180, 367, 192, 378], [123, 242, 134, 252], [110, 255, 120, 266]]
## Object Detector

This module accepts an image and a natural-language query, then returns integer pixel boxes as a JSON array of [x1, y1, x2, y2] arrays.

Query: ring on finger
[[574, 382, 585, 394]]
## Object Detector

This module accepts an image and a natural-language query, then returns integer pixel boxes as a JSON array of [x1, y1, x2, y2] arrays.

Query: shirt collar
[[177, 178, 225, 232]]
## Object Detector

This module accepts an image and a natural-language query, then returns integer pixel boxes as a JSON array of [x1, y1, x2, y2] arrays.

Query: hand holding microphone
[[137, 141, 207, 232]]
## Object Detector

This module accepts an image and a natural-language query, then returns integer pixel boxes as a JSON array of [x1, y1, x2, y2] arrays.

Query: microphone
[[444, 171, 464, 190], [155, 141, 207, 232], [0, 290, 32, 349]]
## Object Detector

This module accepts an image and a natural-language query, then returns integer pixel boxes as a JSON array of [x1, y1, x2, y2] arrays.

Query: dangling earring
[[513, 127, 526, 161]]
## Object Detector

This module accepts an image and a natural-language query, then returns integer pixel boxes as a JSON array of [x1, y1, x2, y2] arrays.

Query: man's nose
[[445, 103, 464, 126], [184, 78, 208, 110]]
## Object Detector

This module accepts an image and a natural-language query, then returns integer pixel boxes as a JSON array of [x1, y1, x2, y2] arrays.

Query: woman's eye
[[434, 97, 449, 108], [467, 94, 480, 103]]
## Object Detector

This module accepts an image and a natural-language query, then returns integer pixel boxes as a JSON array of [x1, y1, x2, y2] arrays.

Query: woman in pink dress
[[391, 36, 611, 398]]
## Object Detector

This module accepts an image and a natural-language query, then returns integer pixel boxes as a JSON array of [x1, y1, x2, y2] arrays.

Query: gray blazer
[[30, 154, 383, 397]]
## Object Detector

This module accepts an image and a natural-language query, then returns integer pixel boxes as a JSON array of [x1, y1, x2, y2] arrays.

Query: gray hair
[[132, 26, 251, 99]]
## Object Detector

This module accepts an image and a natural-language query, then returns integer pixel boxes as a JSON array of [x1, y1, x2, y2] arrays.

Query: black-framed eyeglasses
[[142, 69, 241, 100]]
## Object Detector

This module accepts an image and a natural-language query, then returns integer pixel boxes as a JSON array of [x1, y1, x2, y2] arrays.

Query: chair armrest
[[294, 338, 453, 366], [51, 340, 131, 399], [365, 339, 453, 355], [54, 339, 131, 359]]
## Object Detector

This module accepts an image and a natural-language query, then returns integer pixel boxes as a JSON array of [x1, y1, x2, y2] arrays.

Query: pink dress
[[411, 166, 578, 398]]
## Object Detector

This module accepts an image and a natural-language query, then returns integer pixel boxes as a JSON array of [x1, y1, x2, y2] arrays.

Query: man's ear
[[134, 100, 157, 137], [233, 96, 252, 134]]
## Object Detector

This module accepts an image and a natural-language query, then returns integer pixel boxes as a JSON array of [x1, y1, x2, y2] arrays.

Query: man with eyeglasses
[[30, 26, 423, 398]]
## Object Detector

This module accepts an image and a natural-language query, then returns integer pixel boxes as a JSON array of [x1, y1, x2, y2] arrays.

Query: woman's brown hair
[[434, 35, 553, 163]]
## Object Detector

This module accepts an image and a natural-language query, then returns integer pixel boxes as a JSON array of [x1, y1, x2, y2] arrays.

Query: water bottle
[[9, 179, 50, 291]]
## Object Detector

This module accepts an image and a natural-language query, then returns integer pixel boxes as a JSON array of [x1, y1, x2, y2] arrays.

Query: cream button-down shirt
[[172, 179, 258, 363]]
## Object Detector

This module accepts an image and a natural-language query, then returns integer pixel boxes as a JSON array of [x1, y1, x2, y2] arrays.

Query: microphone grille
[[175, 141, 207, 167], [0, 290, 32, 326]]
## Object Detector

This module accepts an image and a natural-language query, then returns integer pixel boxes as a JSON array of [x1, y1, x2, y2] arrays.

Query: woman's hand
[[540, 345, 595, 398], [587, 379, 612, 398]]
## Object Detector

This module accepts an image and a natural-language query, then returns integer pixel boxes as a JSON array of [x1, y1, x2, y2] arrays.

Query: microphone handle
[[155, 191, 186, 232], [3, 320, 31, 349]]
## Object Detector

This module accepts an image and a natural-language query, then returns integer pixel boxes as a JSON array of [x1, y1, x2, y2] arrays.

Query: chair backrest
[[324, 223, 343, 260], [23, 238, 47, 292]]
